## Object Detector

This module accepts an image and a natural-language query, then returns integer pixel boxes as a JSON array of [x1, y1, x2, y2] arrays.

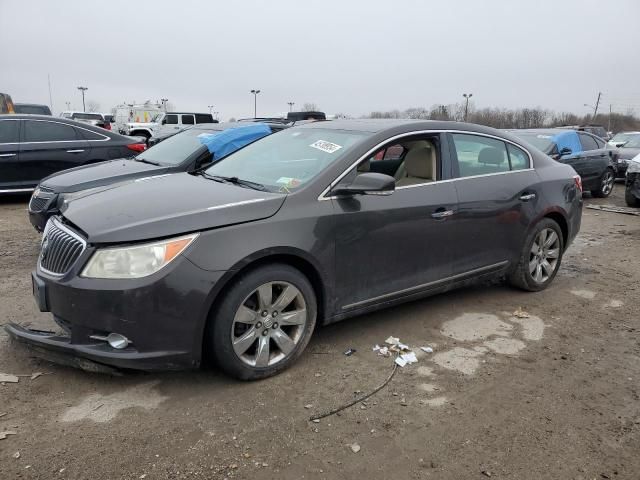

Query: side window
[[578, 133, 599, 151], [0, 120, 20, 143], [452, 134, 509, 177], [165, 114, 178, 125], [507, 144, 529, 170], [195, 114, 213, 123], [24, 121, 78, 142], [181, 115, 195, 125]]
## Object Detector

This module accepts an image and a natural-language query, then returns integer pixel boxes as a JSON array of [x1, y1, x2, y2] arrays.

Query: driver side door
[[331, 133, 459, 311]]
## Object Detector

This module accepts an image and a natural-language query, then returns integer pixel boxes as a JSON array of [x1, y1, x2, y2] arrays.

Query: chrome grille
[[40, 219, 86, 275], [29, 186, 55, 212]]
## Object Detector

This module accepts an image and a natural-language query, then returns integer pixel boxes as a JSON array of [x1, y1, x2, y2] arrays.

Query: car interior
[[357, 136, 440, 186]]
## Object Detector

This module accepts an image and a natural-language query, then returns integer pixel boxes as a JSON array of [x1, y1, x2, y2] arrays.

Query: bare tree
[[86, 100, 100, 112], [301, 103, 319, 112]]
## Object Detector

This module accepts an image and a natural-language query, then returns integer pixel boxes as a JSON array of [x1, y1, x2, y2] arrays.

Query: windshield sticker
[[309, 140, 342, 154], [277, 177, 301, 187], [536, 135, 552, 139]]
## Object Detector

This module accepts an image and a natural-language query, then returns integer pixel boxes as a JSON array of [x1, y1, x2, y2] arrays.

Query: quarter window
[[195, 114, 213, 123], [0, 120, 20, 143], [507, 144, 529, 170], [165, 114, 178, 125], [78, 128, 107, 141], [181, 115, 195, 125], [24, 121, 78, 142], [452, 134, 510, 177]]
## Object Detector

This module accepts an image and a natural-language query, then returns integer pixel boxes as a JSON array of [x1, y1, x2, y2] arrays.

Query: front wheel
[[508, 218, 564, 292], [208, 264, 317, 380], [626, 186, 640, 207], [591, 169, 615, 198]]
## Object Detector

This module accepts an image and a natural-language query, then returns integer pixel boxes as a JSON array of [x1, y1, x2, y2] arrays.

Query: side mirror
[[560, 147, 572, 157], [332, 172, 395, 196], [161, 119, 167, 125]]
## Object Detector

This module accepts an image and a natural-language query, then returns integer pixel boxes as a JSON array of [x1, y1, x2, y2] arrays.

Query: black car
[[625, 156, 640, 207], [508, 128, 617, 197], [14, 103, 52, 115], [0, 114, 145, 195], [609, 132, 640, 178], [6, 120, 582, 380], [28, 122, 286, 231]]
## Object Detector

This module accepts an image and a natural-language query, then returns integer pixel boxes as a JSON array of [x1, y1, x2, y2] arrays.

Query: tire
[[508, 218, 564, 292], [208, 263, 317, 380], [626, 187, 640, 207], [590, 168, 615, 198]]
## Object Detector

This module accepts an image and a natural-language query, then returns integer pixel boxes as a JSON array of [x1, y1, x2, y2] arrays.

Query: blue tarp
[[552, 130, 582, 155], [198, 123, 272, 160]]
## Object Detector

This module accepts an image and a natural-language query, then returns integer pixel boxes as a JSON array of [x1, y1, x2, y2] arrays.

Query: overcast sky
[[1, 0, 639, 119]]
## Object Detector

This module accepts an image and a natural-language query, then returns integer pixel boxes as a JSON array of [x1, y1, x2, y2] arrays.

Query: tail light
[[127, 143, 147, 153], [103, 123, 111, 130], [573, 175, 582, 193]]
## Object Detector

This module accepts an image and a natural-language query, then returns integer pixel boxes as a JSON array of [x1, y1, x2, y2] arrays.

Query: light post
[[65, 101, 71, 110], [463, 93, 473, 121], [160, 98, 169, 112], [213, 111, 219, 121], [250, 89, 261, 117], [77, 86, 88, 112], [287, 101, 295, 112], [208, 105, 214, 115]]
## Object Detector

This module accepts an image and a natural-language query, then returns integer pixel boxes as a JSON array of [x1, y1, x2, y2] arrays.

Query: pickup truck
[[122, 112, 216, 142]]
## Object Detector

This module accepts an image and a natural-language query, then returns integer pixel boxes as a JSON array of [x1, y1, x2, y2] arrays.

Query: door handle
[[0, 153, 17, 157], [520, 193, 536, 201], [431, 209, 454, 220], [66, 149, 85, 153]]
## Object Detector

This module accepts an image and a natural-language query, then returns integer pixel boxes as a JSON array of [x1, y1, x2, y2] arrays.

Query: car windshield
[[509, 131, 555, 153], [204, 128, 369, 192], [610, 133, 640, 148], [136, 128, 221, 165], [73, 113, 102, 120]]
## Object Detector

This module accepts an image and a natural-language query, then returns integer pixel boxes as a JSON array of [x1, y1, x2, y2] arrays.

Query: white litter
[[0, 373, 19, 383], [385, 336, 400, 345], [0, 431, 17, 440], [420, 346, 434, 354], [400, 352, 418, 364], [395, 356, 407, 367]]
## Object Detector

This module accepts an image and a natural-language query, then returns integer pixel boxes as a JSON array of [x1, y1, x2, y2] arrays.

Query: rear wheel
[[508, 218, 564, 292], [208, 264, 317, 380], [591, 168, 615, 198]]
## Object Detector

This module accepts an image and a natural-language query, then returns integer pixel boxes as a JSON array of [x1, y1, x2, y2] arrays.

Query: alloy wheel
[[601, 171, 614, 195], [231, 281, 307, 367], [528, 228, 560, 283]]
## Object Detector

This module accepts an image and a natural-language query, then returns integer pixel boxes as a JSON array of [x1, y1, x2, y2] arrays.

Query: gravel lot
[[1, 186, 639, 479]]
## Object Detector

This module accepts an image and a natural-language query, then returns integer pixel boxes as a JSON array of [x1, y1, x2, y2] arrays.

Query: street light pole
[[213, 111, 219, 121], [160, 98, 169, 112], [250, 89, 261, 117], [287, 101, 295, 112], [77, 86, 88, 112], [462, 93, 473, 122], [208, 105, 214, 115]]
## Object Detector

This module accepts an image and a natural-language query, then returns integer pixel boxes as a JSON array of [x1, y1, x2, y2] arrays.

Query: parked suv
[[123, 112, 217, 143], [14, 103, 52, 115], [60, 111, 110, 130]]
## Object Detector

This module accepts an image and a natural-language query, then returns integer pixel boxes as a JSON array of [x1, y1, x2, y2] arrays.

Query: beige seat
[[395, 145, 435, 187]]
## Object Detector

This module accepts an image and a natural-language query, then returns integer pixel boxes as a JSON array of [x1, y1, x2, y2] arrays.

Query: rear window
[[195, 113, 214, 123], [508, 131, 555, 153], [14, 104, 51, 115], [72, 113, 103, 121], [0, 120, 20, 143], [24, 120, 79, 142], [578, 133, 599, 151]]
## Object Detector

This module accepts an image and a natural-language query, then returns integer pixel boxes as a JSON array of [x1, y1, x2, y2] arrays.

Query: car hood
[[41, 159, 167, 193], [619, 147, 640, 159], [60, 173, 286, 244]]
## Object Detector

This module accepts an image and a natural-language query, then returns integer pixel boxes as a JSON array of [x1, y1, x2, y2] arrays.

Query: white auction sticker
[[309, 140, 342, 153]]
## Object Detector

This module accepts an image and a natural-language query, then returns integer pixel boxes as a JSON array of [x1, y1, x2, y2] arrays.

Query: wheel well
[[544, 212, 568, 249], [130, 130, 150, 138], [203, 254, 326, 339]]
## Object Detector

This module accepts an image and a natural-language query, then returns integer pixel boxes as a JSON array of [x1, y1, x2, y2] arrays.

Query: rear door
[[0, 118, 24, 190], [448, 132, 540, 275], [577, 132, 608, 189], [19, 119, 91, 184]]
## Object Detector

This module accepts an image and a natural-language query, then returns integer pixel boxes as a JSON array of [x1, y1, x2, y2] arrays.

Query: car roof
[[165, 112, 211, 115], [15, 103, 49, 107], [296, 119, 510, 135]]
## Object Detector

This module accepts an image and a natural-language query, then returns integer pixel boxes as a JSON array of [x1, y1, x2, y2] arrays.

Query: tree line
[[365, 104, 640, 133]]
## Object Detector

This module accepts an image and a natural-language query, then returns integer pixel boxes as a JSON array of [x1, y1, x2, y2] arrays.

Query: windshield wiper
[[199, 172, 267, 191], [135, 158, 161, 166]]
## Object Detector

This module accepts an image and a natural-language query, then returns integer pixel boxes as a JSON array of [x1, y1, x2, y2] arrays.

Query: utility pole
[[213, 111, 219, 120], [287, 101, 295, 112], [250, 89, 261, 117], [608, 104, 612, 133], [463, 93, 473, 121], [592, 92, 602, 121], [77, 86, 88, 112], [65, 101, 71, 111], [47, 74, 53, 113]]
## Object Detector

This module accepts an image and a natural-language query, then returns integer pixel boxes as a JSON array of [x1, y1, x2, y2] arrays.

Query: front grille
[[29, 186, 55, 212], [40, 219, 86, 275]]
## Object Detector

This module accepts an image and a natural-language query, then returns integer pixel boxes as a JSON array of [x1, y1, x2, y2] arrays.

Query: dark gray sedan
[[6, 120, 583, 380]]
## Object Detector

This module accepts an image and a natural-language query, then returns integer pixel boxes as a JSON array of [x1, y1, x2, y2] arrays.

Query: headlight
[[627, 160, 640, 175], [81, 233, 198, 279]]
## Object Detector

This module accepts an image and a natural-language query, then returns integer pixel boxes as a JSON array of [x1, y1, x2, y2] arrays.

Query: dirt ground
[[1, 185, 639, 480]]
